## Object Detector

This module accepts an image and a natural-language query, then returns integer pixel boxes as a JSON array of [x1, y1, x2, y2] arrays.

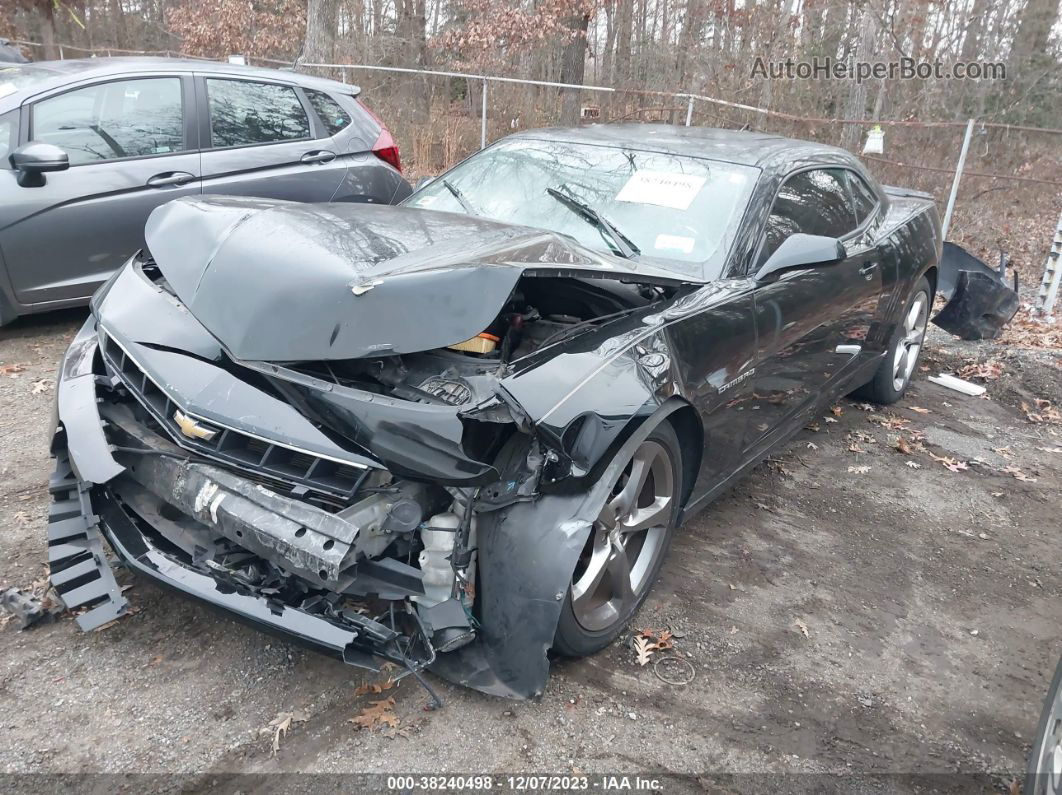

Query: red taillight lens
[[358, 99, 402, 172]]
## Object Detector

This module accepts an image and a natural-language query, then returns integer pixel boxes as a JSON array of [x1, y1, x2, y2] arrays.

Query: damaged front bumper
[[48, 316, 439, 676], [50, 314, 590, 699]]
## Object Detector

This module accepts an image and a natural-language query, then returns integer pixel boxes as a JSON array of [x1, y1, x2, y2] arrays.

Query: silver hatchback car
[[0, 57, 411, 324]]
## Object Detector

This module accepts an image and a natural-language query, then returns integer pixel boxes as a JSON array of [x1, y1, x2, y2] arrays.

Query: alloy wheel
[[1031, 675, 1062, 795], [892, 291, 928, 392], [569, 439, 675, 632]]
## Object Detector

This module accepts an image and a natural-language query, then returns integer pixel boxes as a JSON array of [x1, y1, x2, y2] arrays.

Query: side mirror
[[755, 233, 846, 282], [414, 176, 435, 190], [11, 142, 69, 187]]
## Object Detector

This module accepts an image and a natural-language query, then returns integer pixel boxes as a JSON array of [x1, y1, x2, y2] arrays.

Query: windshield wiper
[[441, 179, 479, 216], [545, 185, 640, 259]]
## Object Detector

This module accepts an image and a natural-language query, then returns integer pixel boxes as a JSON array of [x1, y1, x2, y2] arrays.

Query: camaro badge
[[173, 410, 218, 441]]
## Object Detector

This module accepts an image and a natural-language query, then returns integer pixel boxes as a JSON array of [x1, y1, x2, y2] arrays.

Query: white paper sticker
[[616, 170, 706, 210], [654, 234, 695, 254], [0, 83, 16, 99]]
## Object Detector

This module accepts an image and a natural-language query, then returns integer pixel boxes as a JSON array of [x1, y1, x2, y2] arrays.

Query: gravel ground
[[0, 309, 1059, 792]]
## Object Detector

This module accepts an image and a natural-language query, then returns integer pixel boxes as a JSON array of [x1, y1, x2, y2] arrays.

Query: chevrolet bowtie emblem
[[173, 410, 218, 441]]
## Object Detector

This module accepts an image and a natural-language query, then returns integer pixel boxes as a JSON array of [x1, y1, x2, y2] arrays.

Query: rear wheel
[[852, 276, 931, 404], [553, 422, 683, 657], [1027, 658, 1062, 795]]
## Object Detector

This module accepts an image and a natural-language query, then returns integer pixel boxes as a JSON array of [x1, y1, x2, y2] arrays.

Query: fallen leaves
[[633, 628, 675, 666], [905, 460, 922, 469], [794, 620, 810, 639], [349, 697, 400, 732], [894, 436, 919, 455], [1001, 465, 1037, 483], [847, 465, 870, 474], [927, 451, 969, 472], [266, 710, 308, 755], [1022, 399, 1062, 424], [0, 363, 27, 378], [30, 379, 53, 394], [909, 406, 931, 414], [806, 441, 818, 450], [956, 360, 1004, 381], [353, 678, 396, 697]]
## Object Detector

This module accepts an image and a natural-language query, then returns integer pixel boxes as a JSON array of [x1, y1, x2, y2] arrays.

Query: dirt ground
[[0, 308, 1059, 792]]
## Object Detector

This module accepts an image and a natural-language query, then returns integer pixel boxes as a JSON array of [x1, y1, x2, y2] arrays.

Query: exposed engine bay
[[62, 248, 676, 701]]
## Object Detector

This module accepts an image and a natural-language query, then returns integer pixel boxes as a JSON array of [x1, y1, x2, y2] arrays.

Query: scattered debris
[[830, 405, 844, 416], [847, 465, 870, 474], [30, 378, 54, 394], [928, 373, 987, 397], [806, 441, 818, 450], [909, 406, 931, 414], [0, 363, 27, 378], [795, 620, 810, 639], [653, 655, 696, 686], [905, 461, 922, 469], [0, 587, 48, 629]]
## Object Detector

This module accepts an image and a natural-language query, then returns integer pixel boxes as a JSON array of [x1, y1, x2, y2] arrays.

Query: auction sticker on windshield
[[616, 170, 707, 210]]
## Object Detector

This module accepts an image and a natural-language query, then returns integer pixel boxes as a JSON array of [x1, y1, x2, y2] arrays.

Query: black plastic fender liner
[[932, 270, 1020, 341], [932, 242, 1019, 341], [428, 400, 691, 699]]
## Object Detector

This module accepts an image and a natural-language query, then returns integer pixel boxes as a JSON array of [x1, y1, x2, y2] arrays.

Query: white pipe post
[[685, 95, 694, 126], [480, 78, 488, 149], [941, 118, 975, 241]]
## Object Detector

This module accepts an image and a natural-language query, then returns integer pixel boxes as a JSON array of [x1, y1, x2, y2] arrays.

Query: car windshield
[[404, 137, 759, 280]]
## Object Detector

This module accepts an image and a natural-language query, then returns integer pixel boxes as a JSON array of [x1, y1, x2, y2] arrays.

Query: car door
[[197, 75, 346, 202], [0, 74, 200, 305], [742, 167, 884, 455]]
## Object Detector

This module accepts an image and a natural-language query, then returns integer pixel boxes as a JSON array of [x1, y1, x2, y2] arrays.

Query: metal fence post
[[480, 78, 488, 150], [685, 95, 694, 127], [941, 118, 975, 240]]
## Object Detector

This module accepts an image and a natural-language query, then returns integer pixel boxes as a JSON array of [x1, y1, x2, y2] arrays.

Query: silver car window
[[206, 79, 310, 148], [31, 77, 186, 165]]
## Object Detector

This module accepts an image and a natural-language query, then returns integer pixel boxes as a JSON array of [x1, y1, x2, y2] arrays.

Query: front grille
[[99, 330, 369, 502]]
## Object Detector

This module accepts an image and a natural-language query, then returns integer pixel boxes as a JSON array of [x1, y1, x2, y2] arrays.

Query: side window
[[0, 109, 16, 167], [846, 171, 879, 224], [207, 79, 310, 148], [304, 89, 351, 137], [31, 77, 185, 165], [761, 168, 858, 263]]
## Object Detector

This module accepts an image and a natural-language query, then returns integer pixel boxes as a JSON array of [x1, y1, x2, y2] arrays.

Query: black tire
[[553, 421, 684, 658], [851, 276, 931, 405]]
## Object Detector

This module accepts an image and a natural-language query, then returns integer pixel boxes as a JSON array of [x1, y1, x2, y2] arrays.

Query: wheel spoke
[[571, 530, 611, 604], [608, 448, 653, 517], [906, 300, 922, 332], [605, 540, 634, 605], [619, 495, 671, 534]]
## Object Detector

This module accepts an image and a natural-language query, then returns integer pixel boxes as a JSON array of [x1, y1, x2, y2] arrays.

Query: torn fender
[[429, 403, 689, 698]]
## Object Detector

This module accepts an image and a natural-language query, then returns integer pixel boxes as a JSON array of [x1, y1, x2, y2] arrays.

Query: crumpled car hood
[[145, 196, 690, 362]]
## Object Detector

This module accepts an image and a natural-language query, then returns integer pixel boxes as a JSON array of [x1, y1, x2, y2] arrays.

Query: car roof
[[0, 56, 360, 106], [507, 123, 860, 173]]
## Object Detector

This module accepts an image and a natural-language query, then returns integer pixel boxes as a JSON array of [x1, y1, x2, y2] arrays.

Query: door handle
[[146, 171, 195, 188], [301, 150, 337, 164], [858, 262, 879, 280]]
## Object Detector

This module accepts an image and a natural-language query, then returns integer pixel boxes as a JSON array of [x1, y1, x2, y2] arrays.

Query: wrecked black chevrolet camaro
[[49, 125, 949, 698]]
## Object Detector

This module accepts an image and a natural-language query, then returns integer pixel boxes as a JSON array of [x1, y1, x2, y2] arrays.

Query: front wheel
[[553, 422, 683, 658], [852, 276, 931, 404]]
